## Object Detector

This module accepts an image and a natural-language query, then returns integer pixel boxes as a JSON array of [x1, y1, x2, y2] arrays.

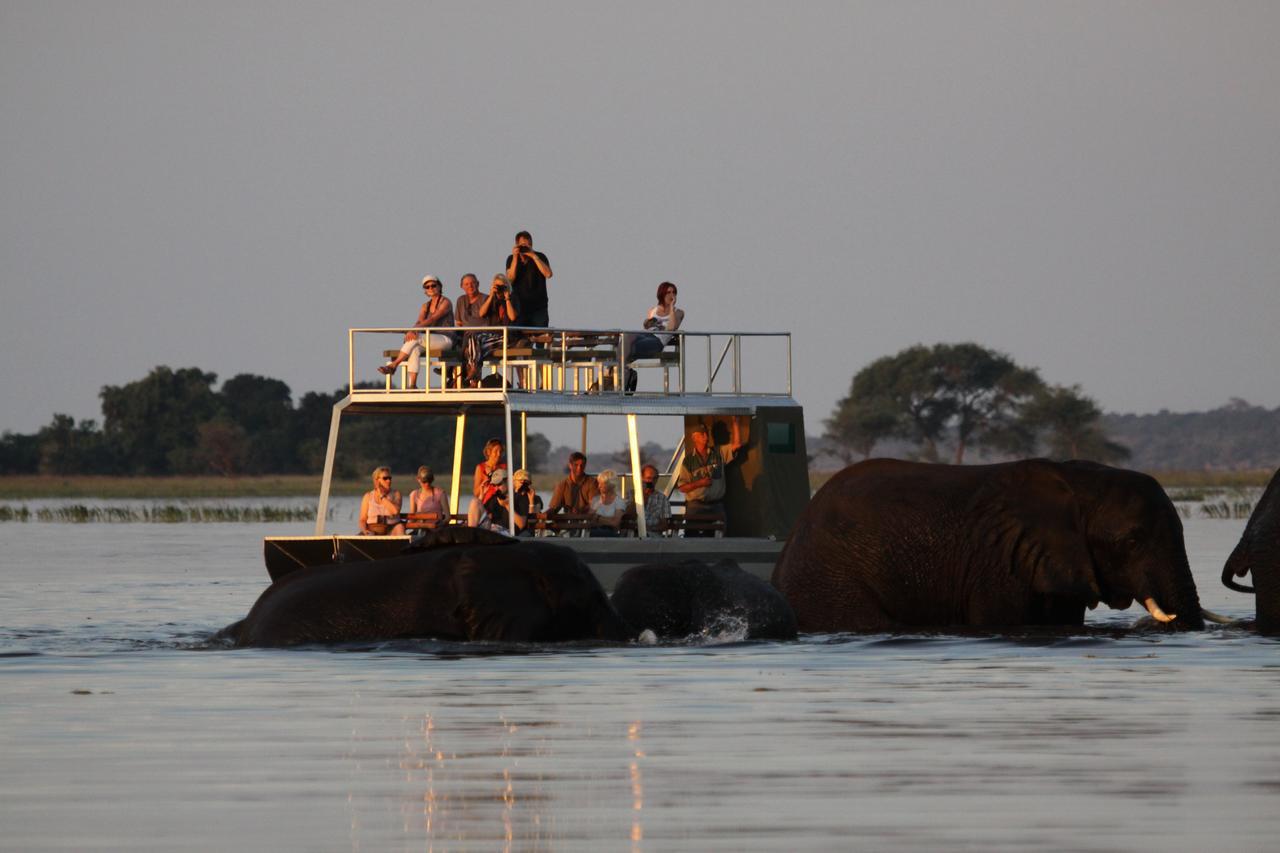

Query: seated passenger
[[589, 470, 625, 538], [627, 464, 671, 537], [408, 465, 448, 526], [676, 420, 743, 537], [471, 469, 525, 535], [472, 438, 506, 505], [378, 275, 457, 388], [461, 274, 518, 387], [625, 281, 684, 394], [547, 451, 599, 516], [358, 466, 405, 535], [510, 469, 542, 536]]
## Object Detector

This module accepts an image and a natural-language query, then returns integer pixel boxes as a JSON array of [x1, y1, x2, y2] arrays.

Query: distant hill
[[1102, 399, 1280, 471], [808, 398, 1280, 472]]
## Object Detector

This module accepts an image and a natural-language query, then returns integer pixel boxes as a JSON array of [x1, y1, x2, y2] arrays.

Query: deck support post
[[580, 415, 588, 455], [450, 412, 466, 515], [520, 412, 527, 472], [627, 413, 648, 539], [314, 397, 350, 534], [505, 401, 515, 536]]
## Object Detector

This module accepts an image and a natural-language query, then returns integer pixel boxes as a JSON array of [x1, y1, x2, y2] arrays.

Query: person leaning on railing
[[377, 274, 457, 388], [359, 466, 405, 536], [625, 281, 683, 394]]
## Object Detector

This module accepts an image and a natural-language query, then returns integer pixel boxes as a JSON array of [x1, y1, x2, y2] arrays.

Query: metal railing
[[346, 326, 793, 399]]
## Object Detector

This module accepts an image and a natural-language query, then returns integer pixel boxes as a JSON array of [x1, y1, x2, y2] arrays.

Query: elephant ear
[[992, 465, 1102, 603]]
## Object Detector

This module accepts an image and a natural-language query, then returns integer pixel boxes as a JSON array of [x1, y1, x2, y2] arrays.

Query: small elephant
[[772, 458, 1205, 632], [217, 532, 634, 647], [1222, 468, 1280, 634], [611, 559, 798, 640]]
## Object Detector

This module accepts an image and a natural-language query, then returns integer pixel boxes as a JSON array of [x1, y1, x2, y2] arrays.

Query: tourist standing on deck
[[625, 281, 684, 393], [548, 452, 599, 516], [504, 231, 553, 327], [462, 274, 518, 387], [676, 420, 743, 536], [359, 466, 405, 536], [409, 466, 448, 526], [378, 275, 456, 388]]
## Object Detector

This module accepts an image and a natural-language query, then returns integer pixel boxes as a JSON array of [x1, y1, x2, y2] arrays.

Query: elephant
[[611, 559, 798, 640], [1222, 467, 1280, 634], [216, 528, 634, 647], [771, 458, 1206, 632]]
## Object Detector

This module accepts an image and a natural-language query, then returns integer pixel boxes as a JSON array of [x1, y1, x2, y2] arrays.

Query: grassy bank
[[3, 467, 1270, 501], [0, 474, 448, 499]]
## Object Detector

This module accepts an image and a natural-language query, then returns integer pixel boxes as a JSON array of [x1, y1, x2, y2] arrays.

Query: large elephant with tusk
[[772, 458, 1206, 632], [1221, 467, 1280, 634]]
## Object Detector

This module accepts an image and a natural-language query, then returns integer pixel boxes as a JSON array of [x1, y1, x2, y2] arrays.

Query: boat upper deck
[[343, 325, 799, 416]]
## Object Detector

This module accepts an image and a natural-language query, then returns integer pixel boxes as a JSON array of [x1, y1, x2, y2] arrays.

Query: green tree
[[37, 415, 114, 475], [100, 366, 220, 474], [217, 374, 299, 473], [934, 343, 1043, 463], [826, 345, 953, 461], [826, 343, 1045, 463], [1022, 384, 1130, 463], [0, 431, 40, 474]]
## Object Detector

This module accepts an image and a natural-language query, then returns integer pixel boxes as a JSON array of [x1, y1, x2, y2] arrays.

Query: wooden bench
[[665, 513, 727, 538], [533, 512, 595, 536], [403, 512, 469, 530], [381, 348, 467, 390], [628, 341, 682, 393]]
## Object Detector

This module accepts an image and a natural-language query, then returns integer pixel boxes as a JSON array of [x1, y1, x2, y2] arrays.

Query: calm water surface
[[1, 507, 1277, 852]]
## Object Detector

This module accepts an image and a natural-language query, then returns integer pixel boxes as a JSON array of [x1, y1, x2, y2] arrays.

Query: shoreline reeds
[[0, 504, 324, 523]]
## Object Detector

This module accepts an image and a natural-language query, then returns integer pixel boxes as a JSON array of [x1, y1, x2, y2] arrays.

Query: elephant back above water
[[1222, 467, 1280, 633], [218, 538, 634, 647], [611, 559, 798, 640], [772, 458, 1204, 633]]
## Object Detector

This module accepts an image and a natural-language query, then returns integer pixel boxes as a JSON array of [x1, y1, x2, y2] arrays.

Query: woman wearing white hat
[[378, 274, 457, 388]]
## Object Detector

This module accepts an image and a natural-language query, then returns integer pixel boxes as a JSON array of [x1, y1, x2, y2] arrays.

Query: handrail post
[[786, 333, 793, 397], [706, 335, 713, 394], [348, 329, 355, 395], [739, 335, 746, 392], [618, 331, 627, 397]]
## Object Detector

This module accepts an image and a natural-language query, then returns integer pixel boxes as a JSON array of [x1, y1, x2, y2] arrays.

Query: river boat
[[263, 324, 809, 591]]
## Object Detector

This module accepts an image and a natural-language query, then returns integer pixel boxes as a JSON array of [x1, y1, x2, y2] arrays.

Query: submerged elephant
[[611, 559, 798, 640], [1222, 468, 1280, 634], [217, 528, 634, 647], [772, 458, 1205, 632]]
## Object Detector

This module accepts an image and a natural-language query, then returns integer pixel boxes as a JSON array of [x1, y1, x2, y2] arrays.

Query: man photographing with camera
[[504, 230, 554, 327]]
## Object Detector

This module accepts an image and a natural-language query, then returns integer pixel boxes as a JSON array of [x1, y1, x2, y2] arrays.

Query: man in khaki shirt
[[548, 452, 599, 515]]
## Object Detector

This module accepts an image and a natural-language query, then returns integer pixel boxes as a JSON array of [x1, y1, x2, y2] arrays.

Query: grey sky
[[3, 1, 1278, 438]]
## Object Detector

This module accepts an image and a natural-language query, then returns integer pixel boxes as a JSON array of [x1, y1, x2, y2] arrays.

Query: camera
[[494, 282, 508, 294]]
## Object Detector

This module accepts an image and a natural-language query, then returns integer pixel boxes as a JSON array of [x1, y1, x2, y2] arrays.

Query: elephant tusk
[[1200, 608, 1237, 625], [1143, 597, 1176, 623]]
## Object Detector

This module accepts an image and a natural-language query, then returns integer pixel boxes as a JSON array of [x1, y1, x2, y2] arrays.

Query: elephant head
[[1221, 468, 1280, 633], [1059, 461, 1204, 630]]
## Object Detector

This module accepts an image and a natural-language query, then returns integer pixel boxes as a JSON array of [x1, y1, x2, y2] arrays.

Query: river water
[[1, 504, 1276, 852]]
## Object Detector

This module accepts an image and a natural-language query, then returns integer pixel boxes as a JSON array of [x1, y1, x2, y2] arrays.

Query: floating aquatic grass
[[1200, 501, 1254, 520], [1, 504, 324, 523]]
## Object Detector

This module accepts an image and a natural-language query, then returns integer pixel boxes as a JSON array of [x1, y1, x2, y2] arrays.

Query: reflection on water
[[0, 516, 1278, 851]]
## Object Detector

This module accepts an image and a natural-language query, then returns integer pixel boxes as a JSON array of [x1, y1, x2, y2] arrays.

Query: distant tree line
[[824, 343, 1130, 465], [1103, 398, 1280, 471], [0, 366, 547, 478]]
